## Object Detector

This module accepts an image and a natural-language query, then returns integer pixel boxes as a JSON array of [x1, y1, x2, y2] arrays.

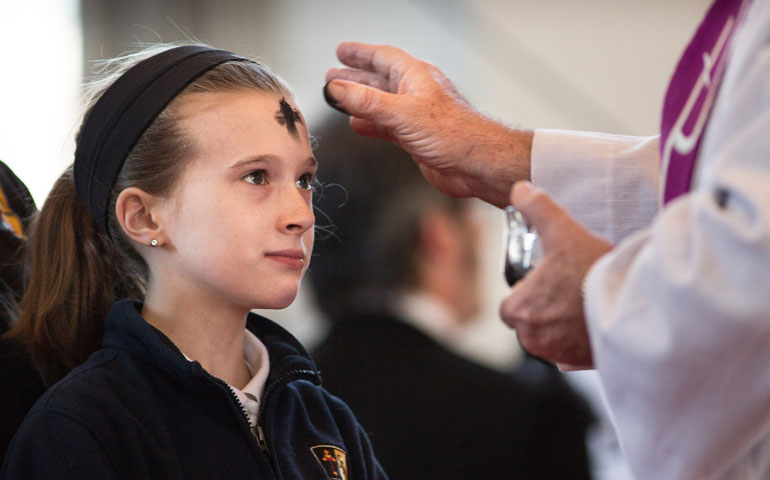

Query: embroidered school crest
[[311, 445, 348, 480]]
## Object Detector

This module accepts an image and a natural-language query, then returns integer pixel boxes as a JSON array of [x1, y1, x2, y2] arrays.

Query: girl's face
[[157, 90, 316, 311]]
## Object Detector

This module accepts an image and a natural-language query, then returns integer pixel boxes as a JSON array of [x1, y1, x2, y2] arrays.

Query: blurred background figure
[[0, 160, 43, 462], [309, 116, 593, 479], [0, 160, 36, 331]]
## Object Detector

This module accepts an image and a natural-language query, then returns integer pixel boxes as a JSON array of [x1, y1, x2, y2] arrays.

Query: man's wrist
[[470, 121, 533, 208]]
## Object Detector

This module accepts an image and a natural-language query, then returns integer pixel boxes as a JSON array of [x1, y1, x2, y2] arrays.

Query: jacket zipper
[[256, 425, 269, 454], [255, 369, 319, 455], [225, 384, 252, 429], [223, 383, 273, 455], [200, 369, 261, 450], [203, 366, 319, 457]]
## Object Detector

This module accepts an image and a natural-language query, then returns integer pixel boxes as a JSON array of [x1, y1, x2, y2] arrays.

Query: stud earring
[[150, 239, 159, 247]]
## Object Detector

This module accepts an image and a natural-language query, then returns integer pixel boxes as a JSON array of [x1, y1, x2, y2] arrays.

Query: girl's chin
[[252, 290, 299, 311]]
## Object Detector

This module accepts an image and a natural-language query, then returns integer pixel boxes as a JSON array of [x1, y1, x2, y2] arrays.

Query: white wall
[[462, 0, 712, 135], [0, 0, 82, 205]]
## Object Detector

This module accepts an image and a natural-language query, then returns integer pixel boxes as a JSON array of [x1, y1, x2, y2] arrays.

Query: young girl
[[1, 44, 386, 479]]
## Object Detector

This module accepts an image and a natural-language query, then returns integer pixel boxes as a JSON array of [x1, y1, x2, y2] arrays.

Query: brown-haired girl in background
[[1, 44, 386, 479]]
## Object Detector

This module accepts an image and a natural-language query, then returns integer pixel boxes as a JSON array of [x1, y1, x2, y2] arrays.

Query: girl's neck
[[141, 286, 252, 389]]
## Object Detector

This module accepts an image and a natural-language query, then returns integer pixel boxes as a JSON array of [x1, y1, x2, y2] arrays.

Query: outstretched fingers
[[325, 68, 391, 92], [335, 42, 424, 92], [336, 42, 404, 72]]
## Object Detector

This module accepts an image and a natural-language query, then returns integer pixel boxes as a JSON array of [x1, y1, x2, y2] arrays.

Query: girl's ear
[[115, 187, 166, 248]]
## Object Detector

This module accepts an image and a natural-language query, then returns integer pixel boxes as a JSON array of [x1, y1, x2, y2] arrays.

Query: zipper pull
[[256, 425, 269, 455]]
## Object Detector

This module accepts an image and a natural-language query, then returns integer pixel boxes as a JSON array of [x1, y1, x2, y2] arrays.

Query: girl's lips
[[265, 250, 305, 270]]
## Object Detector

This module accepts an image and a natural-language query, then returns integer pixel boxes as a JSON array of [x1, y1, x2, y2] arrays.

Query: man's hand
[[325, 42, 532, 208], [500, 182, 613, 367]]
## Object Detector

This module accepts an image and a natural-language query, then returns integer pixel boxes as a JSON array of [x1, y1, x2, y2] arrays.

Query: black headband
[[74, 45, 250, 233]]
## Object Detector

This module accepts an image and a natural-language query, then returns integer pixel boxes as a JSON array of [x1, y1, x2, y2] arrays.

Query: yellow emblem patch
[[311, 444, 348, 480]]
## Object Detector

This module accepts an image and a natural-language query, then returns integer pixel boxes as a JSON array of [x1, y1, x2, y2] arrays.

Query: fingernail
[[517, 181, 533, 195], [323, 81, 350, 115], [511, 180, 532, 204]]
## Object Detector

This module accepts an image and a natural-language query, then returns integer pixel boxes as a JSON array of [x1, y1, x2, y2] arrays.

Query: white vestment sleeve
[[584, 1, 770, 477], [531, 130, 661, 245]]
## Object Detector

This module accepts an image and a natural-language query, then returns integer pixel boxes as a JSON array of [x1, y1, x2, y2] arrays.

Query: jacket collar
[[102, 299, 320, 392]]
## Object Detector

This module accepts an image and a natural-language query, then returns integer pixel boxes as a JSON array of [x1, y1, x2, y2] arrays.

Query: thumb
[[324, 79, 399, 126], [511, 181, 568, 250]]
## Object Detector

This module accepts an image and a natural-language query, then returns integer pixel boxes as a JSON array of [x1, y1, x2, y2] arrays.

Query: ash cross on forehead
[[275, 97, 303, 139]]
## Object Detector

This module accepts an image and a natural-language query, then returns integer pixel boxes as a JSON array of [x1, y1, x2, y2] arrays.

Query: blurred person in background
[[309, 116, 593, 479], [0, 160, 43, 463], [0, 160, 36, 332]]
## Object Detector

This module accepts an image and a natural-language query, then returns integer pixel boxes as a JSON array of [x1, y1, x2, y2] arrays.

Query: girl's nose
[[279, 185, 314, 234]]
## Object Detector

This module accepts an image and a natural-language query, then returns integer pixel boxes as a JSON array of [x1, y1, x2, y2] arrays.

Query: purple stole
[[660, 0, 750, 204]]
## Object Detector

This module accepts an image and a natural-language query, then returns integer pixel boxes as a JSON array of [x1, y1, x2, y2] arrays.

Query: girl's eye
[[296, 173, 315, 191], [244, 170, 267, 185]]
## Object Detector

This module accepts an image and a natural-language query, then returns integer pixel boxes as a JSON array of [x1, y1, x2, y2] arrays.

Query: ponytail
[[5, 167, 143, 384]]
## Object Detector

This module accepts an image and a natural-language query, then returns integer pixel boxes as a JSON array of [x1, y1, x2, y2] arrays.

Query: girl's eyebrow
[[230, 155, 318, 170], [230, 155, 274, 170]]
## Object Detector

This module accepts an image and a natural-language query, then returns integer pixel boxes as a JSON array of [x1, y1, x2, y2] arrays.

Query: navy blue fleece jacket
[[1, 300, 386, 479]]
